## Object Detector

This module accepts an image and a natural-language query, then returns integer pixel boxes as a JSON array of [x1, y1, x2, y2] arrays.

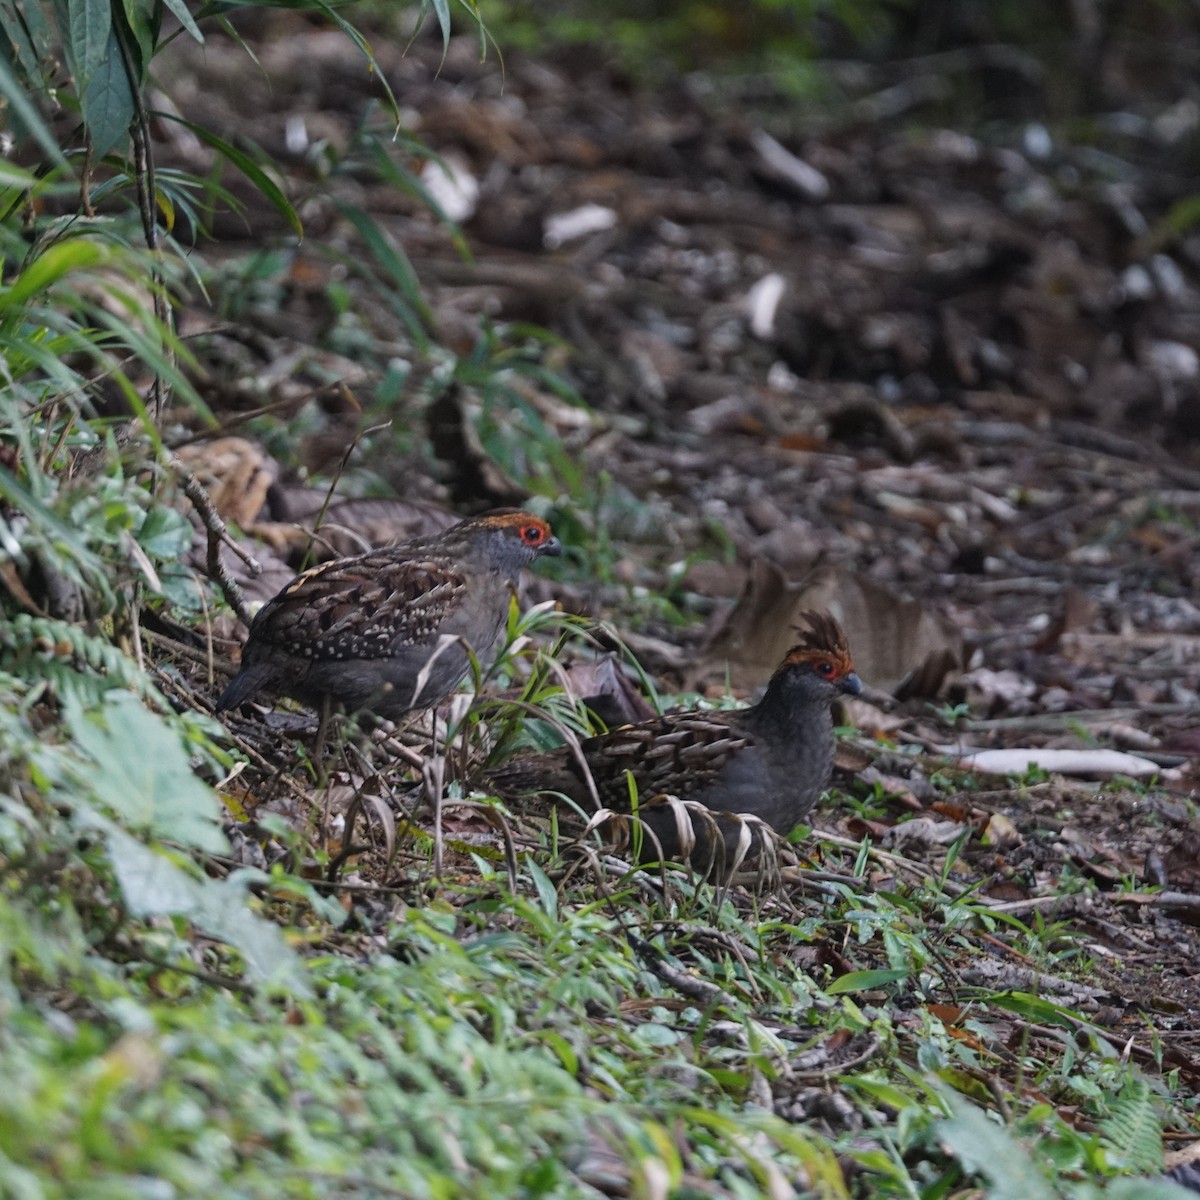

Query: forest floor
[[148, 11, 1200, 1192]]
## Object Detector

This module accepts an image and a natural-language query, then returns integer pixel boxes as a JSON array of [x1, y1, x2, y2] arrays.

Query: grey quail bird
[[490, 611, 861, 872], [217, 509, 561, 720]]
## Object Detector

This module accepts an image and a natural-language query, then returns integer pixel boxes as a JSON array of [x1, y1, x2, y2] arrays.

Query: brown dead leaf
[[697, 556, 961, 696], [176, 437, 277, 529], [561, 655, 657, 728], [1161, 829, 1200, 892], [841, 697, 906, 735], [292, 497, 459, 561], [1031, 586, 1098, 653]]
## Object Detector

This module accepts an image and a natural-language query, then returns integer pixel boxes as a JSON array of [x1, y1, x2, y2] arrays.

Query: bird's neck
[[745, 677, 832, 748]]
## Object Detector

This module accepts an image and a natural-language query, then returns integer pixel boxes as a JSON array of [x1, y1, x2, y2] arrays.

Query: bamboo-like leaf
[[335, 201, 433, 342], [428, 0, 451, 48], [153, 112, 303, 238], [824, 968, 908, 995], [120, 0, 157, 79], [159, 0, 202, 43], [308, 0, 399, 120], [80, 26, 134, 155], [0, 0, 43, 82], [2, 238, 108, 310], [0, 53, 68, 164]]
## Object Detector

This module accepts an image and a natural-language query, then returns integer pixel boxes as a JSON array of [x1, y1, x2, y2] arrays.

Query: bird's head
[[468, 509, 562, 570], [773, 611, 862, 702]]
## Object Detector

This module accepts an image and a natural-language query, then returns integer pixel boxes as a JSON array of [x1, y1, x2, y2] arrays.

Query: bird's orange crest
[[780, 611, 856, 681]]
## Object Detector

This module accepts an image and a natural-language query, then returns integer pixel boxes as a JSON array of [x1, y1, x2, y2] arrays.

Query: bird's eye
[[521, 525, 544, 544], [816, 660, 835, 677]]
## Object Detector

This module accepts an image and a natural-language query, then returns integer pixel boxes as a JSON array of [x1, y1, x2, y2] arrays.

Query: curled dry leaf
[[560, 654, 657, 729], [271, 496, 460, 561], [176, 437, 277, 529], [697, 556, 961, 697]]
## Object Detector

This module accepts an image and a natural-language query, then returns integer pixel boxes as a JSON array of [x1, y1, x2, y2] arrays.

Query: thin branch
[[173, 457, 260, 626]]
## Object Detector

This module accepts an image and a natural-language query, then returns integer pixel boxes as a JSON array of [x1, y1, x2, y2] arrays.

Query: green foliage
[[482, 0, 852, 79]]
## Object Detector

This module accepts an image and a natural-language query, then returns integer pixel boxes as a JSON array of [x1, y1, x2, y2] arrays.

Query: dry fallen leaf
[[176, 437, 277, 529], [698, 556, 961, 696]]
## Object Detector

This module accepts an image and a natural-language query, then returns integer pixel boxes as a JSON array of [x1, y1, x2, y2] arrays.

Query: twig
[[962, 703, 1197, 734], [626, 931, 740, 1010], [1111, 890, 1200, 914], [173, 457, 260, 626]]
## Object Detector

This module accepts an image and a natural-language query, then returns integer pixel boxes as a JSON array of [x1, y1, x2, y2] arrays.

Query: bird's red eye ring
[[521, 525, 545, 544], [816, 660, 835, 677]]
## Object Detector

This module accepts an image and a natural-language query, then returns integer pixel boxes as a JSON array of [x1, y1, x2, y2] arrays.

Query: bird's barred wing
[[584, 712, 754, 803], [249, 552, 467, 661]]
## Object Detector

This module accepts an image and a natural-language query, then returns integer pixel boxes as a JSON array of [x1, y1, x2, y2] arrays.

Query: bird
[[489, 611, 861, 872], [216, 509, 561, 719]]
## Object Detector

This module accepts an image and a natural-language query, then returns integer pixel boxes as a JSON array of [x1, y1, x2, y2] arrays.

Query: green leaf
[[0, 0, 43, 82], [824, 968, 908, 995], [136, 502, 193, 560], [2, 238, 108, 309], [428, 0, 451, 48], [936, 1091, 1058, 1200], [80, 26, 133, 155], [1098, 1078, 1164, 1174], [335, 201, 433, 343], [65, 0, 111, 90], [65, 692, 229, 854], [159, 0, 202, 43], [307, 0, 399, 120], [154, 112, 302, 238], [1106, 1181, 1199, 1200], [119, 0, 158, 80], [527, 857, 558, 918], [0, 52, 68, 165], [104, 824, 306, 990]]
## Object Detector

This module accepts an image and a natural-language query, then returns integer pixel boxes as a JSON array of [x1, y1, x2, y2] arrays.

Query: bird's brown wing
[[584, 711, 754, 804], [495, 711, 755, 807], [249, 551, 467, 661]]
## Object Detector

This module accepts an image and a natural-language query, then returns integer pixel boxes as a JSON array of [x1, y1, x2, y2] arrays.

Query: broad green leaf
[[824, 968, 908, 995], [65, 692, 229, 854], [80, 26, 134, 156], [936, 1090, 1058, 1200], [65, 0, 111, 90], [104, 824, 306, 990], [136, 503, 193, 560]]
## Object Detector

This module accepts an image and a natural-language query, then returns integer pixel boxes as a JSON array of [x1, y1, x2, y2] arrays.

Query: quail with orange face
[[491, 611, 861, 869], [217, 510, 561, 719]]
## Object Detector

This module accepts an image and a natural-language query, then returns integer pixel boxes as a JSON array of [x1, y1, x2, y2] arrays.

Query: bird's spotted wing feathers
[[250, 550, 467, 662]]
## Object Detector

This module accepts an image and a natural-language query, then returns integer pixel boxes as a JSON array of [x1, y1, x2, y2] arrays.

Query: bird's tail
[[216, 661, 279, 711]]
